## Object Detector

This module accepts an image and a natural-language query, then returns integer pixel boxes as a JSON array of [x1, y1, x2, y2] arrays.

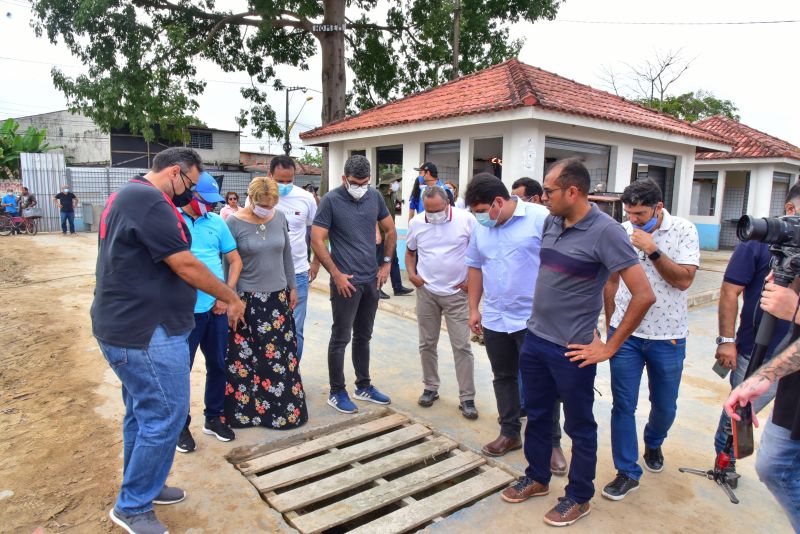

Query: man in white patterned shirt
[[601, 178, 700, 501]]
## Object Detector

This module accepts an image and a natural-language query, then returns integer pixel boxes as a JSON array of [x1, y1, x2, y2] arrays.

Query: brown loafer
[[501, 476, 550, 503], [482, 434, 522, 457], [551, 446, 568, 476]]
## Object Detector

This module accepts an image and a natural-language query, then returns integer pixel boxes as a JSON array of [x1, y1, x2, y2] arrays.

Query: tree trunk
[[317, 0, 346, 196]]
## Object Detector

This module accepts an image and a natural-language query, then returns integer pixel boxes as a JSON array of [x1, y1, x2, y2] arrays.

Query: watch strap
[[647, 249, 662, 260]]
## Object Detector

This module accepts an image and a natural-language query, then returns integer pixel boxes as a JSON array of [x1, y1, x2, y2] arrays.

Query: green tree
[[298, 147, 323, 168], [637, 91, 740, 123], [30, 0, 561, 190], [0, 119, 54, 179]]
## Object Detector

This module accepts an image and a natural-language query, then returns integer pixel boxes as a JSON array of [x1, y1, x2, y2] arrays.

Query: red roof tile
[[300, 59, 726, 145], [694, 115, 800, 161]]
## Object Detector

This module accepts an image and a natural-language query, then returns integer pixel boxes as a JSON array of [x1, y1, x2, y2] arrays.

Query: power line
[[555, 18, 800, 26]]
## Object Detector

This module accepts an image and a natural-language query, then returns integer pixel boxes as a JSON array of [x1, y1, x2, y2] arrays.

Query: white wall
[[14, 110, 111, 165], [195, 130, 240, 166]]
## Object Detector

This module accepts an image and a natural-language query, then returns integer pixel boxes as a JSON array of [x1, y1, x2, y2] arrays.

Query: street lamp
[[284, 87, 312, 155]]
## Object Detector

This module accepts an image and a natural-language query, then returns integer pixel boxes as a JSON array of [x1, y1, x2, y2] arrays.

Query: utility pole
[[451, 0, 461, 80], [284, 86, 312, 156]]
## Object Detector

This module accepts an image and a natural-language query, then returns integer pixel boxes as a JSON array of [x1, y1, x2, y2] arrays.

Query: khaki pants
[[416, 285, 475, 401]]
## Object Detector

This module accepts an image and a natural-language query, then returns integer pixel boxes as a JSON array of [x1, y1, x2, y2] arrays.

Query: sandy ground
[[0, 233, 794, 534]]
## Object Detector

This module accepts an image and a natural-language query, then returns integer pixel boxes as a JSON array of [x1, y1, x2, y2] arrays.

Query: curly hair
[[247, 176, 279, 206]]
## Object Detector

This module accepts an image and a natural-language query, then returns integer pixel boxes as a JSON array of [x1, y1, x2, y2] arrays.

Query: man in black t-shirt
[[92, 147, 245, 534], [726, 278, 800, 531], [54, 185, 78, 235]]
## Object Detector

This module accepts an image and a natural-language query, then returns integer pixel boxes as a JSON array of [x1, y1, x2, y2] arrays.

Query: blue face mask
[[278, 183, 293, 197], [417, 175, 425, 183], [475, 202, 498, 228], [633, 209, 659, 233]]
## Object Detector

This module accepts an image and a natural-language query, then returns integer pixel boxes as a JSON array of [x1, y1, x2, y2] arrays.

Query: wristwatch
[[382, 256, 392, 264], [648, 249, 662, 261], [715, 336, 736, 345]]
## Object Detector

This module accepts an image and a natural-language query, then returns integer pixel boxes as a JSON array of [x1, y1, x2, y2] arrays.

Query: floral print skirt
[[224, 289, 308, 430]]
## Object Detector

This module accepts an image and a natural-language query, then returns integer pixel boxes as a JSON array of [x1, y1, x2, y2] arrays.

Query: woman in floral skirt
[[224, 176, 308, 429]]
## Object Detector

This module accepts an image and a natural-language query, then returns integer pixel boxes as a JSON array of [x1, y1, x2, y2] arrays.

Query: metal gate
[[20, 153, 66, 233]]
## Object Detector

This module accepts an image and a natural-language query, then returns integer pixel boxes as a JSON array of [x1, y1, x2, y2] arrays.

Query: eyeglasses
[[542, 187, 567, 197], [228, 197, 238, 201], [179, 170, 197, 192]]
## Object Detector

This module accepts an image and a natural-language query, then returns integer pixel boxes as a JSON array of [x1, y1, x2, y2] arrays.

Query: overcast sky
[[1, 0, 798, 153]]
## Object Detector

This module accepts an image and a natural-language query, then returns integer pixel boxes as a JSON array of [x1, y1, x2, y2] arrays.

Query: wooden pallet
[[234, 412, 515, 534]]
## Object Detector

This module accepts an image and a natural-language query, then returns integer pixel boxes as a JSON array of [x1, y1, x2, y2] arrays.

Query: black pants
[[328, 281, 379, 393], [483, 327, 562, 443], [376, 242, 402, 291]]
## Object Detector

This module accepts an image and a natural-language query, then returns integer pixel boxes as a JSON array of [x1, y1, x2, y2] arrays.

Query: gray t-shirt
[[313, 186, 390, 285], [226, 211, 296, 293], [528, 203, 638, 347]]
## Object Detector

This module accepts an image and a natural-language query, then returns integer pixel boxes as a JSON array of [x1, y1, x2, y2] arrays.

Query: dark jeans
[[483, 327, 562, 443], [520, 331, 597, 504], [60, 211, 75, 234], [328, 281, 379, 393], [376, 242, 402, 291], [186, 310, 228, 426]]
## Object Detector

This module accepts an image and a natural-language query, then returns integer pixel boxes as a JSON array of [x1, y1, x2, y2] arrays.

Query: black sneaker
[[203, 417, 235, 442], [418, 389, 439, 407], [643, 446, 664, 473], [175, 426, 195, 453], [601, 472, 640, 501], [459, 400, 479, 420]]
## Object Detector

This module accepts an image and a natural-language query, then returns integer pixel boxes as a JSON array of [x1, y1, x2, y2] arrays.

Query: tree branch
[[202, 11, 260, 49]]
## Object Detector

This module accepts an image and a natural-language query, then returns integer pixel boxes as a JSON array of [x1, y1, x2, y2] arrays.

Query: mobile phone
[[732, 404, 755, 459], [712, 360, 730, 379]]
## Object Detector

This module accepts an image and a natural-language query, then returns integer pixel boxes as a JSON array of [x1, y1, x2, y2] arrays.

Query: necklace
[[255, 222, 267, 240]]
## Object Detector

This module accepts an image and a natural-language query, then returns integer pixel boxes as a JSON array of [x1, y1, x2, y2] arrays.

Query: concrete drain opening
[[231, 409, 515, 534]]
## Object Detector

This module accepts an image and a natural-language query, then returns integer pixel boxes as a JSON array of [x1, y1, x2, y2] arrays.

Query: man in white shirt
[[270, 155, 318, 360], [405, 186, 478, 419], [601, 178, 699, 501], [465, 173, 564, 465]]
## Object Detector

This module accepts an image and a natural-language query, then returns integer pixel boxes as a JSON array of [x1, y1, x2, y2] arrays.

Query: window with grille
[[189, 130, 213, 150]]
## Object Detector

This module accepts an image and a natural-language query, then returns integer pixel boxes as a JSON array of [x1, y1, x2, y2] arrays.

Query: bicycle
[[0, 213, 39, 236]]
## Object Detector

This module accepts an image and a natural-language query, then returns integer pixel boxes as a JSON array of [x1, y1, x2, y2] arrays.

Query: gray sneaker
[[153, 485, 186, 505], [109, 508, 167, 534]]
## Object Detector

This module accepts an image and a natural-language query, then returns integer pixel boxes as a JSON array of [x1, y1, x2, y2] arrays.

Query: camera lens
[[737, 215, 766, 241]]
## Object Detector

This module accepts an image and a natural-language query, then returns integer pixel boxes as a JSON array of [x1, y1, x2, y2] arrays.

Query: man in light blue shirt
[[175, 171, 243, 453], [465, 173, 564, 465]]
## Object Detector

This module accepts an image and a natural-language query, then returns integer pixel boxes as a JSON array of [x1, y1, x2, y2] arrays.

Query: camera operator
[[711, 184, 800, 483], [725, 273, 800, 530]]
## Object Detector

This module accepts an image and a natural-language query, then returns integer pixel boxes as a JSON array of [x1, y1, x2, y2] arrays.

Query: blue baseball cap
[[194, 171, 225, 203]]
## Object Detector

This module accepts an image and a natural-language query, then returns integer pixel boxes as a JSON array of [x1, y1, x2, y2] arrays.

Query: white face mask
[[390, 182, 400, 192], [253, 205, 274, 218], [347, 183, 369, 200], [426, 210, 448, 224]]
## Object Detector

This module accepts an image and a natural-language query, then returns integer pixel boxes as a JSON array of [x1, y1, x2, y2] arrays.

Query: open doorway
[[544, 137, 610, 192], [473, 137, 503, 179], [423, 140, 461, 184], [720, 170, 750, 248], [376, 145, 403, 217], [631, 150, 676, 212]]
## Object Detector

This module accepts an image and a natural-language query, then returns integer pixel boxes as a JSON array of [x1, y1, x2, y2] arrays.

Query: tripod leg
[[717, 481, 740, 504], [679, 467, 711, 477]]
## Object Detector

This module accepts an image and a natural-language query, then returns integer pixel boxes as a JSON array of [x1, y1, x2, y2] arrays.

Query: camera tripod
[[679, 436, 741, 504]]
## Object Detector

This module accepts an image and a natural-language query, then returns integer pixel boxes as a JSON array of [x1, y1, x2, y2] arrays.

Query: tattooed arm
[[724, 336, 800, 426]]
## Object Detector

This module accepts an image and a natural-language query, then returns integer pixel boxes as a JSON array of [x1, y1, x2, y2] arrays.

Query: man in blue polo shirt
[[501, 158, 655, 527], [175, 171, 243, 453]]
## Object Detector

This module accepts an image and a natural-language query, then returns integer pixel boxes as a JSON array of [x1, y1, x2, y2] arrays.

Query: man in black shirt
[[54, 185, 78, 235], [726, 277, 800, 531], [92, 147, 245, 534]]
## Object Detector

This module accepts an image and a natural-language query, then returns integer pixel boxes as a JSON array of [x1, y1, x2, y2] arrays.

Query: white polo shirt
[[275, 185, 317, 274], [610, 209, 700, 339], [406, 206, 476, 296]]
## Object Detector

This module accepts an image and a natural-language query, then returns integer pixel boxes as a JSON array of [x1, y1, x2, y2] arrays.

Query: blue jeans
[[713, 352, 779, 461], [186, 310, 228, 425], [60, 211, 75, 233], [520, 331, 597, 503], [608, 329, 685, 480], [97, 326, 190, 515], [294, 271, 309, 360], [756, 417, 800, 531]]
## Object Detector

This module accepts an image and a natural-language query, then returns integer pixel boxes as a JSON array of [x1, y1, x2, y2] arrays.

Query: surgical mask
[[347, 183, 369, 200], [475, 202, 498, 228], [390, 182, 400, 192], [253, 205, 274, 218], [63, 188, 70, 193], [417, 175, 425, 183], [426, 210, 448, 224], [633, 210, 659, 233], [278, 183, 293, 197]]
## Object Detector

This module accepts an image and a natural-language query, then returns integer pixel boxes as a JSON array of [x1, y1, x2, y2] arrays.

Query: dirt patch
[[0, 235, 118, 534]]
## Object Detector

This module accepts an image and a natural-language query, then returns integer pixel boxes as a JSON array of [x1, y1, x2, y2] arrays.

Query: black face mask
[[170, 174, 194, 207]]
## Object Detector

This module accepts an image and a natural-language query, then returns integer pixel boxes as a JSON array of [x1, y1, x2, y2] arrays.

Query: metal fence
[[20, 152, 66, 233]]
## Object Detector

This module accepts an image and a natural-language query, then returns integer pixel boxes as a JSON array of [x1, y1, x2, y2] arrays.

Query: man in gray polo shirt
[[501, 158, 655, 528], [311, 155, 397, 414]]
